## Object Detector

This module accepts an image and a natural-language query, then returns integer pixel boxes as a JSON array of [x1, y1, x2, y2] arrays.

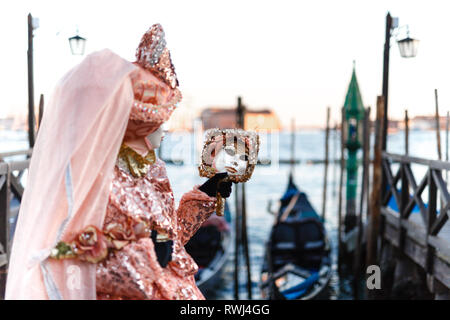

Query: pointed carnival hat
[[128, 24, 182, 125]]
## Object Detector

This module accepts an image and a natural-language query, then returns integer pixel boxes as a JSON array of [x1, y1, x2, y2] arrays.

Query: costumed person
[[5, 24, 232, 300]]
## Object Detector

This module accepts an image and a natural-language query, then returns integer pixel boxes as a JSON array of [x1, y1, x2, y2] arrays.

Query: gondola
[[185, 201, 233, 297], [260, 175, 332, 300]]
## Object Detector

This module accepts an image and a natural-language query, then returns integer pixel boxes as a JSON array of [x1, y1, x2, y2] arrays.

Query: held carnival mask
[[199, 129, 260, 215]]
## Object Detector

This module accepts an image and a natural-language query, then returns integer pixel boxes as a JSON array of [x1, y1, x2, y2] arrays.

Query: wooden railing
[[381, 152, 450, 289], [0, 150, 31, 299]]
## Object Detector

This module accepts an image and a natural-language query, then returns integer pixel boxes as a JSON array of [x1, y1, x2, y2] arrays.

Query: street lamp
[[27, 13, 88, 148], [27, 13, 39, 148], [68, 32, 87, 55], [397, 33, 420, 58], [381, 12, 419, 151]]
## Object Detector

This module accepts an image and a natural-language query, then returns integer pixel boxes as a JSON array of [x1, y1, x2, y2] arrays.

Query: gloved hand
[[151, 230, 173, 268], [199, 172, 233, 198]]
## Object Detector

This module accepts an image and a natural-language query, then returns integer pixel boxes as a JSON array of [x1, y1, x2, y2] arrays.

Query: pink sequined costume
[[6, 24, 216, 300], [64, 24, 217, 300], [95, 156, 216, 300]]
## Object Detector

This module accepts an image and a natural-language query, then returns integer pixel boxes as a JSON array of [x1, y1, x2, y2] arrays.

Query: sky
[[1, 0, 449, 129]]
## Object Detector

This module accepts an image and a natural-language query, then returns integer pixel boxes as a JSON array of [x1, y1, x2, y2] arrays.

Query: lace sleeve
[[175, 186, 217, 245]]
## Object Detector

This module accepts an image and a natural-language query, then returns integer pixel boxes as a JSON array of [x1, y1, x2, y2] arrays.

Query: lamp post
[[381, 12, 419, 151], [27, 14, 87, 148], [27, 13, 39, 148], [374, 13, 419, 298]]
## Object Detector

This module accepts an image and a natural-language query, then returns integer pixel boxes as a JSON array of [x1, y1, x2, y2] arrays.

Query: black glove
[[151, 230, 173, 268], [199, 172, 233, 198]]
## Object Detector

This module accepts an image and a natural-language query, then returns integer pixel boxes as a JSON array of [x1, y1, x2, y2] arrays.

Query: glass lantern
[[397, 36, 419, 58], [68, 34, 87, 55]]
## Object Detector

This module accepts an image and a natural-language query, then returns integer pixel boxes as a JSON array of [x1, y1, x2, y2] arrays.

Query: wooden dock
[[339, 95, 450, 299], [0, 150, 30, 299], [380, 152, 450, 296]]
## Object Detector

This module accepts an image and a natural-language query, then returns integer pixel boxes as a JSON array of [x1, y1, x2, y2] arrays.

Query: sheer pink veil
[[5, 49, 138, 299]]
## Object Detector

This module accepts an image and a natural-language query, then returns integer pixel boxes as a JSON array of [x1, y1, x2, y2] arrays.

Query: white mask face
[[147, 126, 165, 149], [213, 146, 248, 176]]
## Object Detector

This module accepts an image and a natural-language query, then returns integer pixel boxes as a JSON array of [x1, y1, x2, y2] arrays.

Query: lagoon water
[[0, 129, 444, 299]]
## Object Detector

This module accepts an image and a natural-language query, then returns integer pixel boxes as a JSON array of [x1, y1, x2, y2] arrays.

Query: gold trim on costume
[[118, 144, 156, 178]]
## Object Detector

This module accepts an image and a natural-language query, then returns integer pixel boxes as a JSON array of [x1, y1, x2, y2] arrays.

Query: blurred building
[[409, 115, 448, 131], [387, 119, 400, 134], [0, 114, 27, 131], [364, 115, 450, 133], [200, 107, 281, 131]]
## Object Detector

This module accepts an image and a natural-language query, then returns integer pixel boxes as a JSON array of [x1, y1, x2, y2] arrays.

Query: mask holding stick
[[198, 129, 260, 216]]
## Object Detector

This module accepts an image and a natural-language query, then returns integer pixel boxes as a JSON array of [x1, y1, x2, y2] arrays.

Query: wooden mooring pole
[[434, 89, 445, 211], [321, 107, 330, 220], [290, 118, 296, 176], [353, 106, 370, 299], [366, 96, 384, 298], [234, 183, 241, 300], [234, 96, 252, 300], [27, 13, 36, 149], [38, 94, 44, 131], [241, 183, 252, 299], [337, 107, 345, 275], [405, 110, 409, 156], [446, 111, 449, 162], [434, 89, 442, 160], [332, 123, 338, 199], [446, 111, 449, 183]]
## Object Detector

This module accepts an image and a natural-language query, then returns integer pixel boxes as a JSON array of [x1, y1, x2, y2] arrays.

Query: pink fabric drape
[[5, 49, 138, 299]]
